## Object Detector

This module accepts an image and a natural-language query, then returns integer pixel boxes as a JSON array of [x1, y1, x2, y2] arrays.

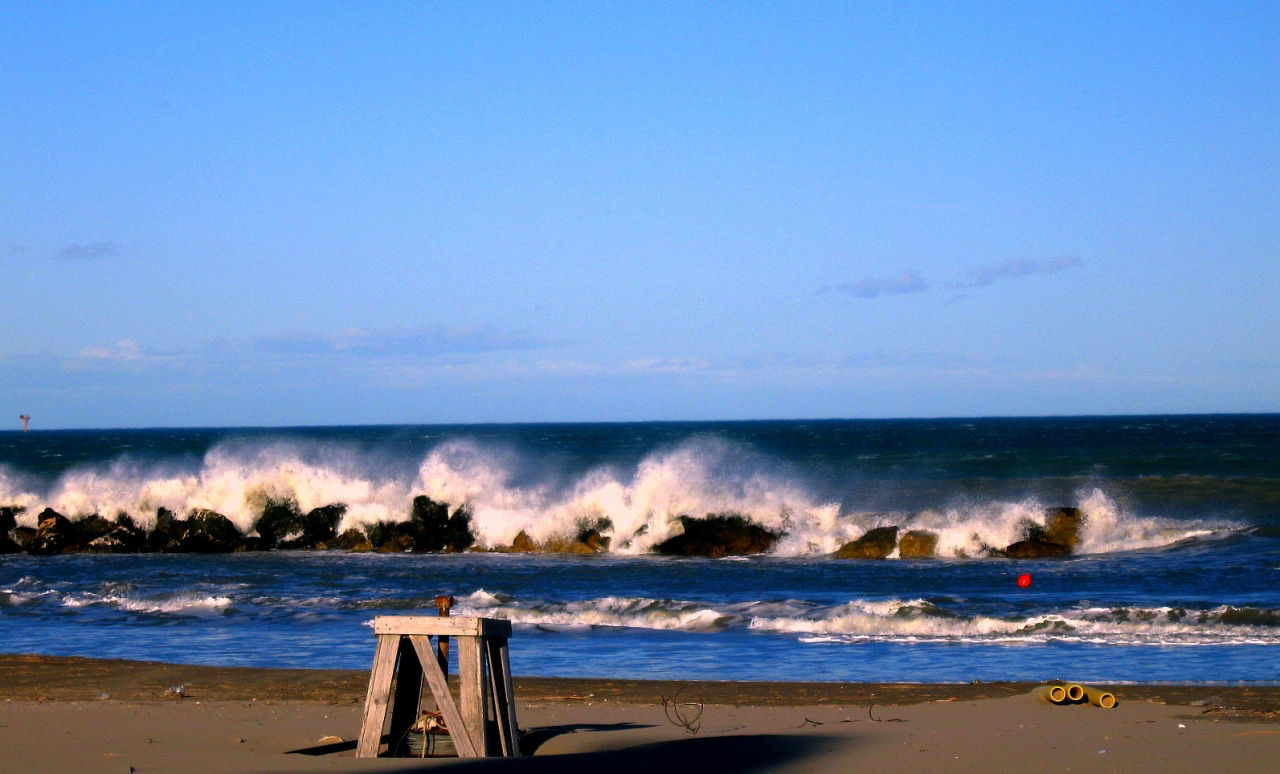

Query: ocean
[[2, 416, 1278, 684]]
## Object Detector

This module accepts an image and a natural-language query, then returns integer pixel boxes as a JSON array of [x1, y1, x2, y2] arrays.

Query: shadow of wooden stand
[[356, 615, 521, 759]]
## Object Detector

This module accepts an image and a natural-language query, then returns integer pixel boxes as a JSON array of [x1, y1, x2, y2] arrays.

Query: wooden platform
[[355, 615, 520, 758]]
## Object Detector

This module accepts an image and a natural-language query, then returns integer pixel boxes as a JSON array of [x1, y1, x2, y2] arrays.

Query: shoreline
[[5, 654, 1279, 713], [3, 655, 1279, 772]]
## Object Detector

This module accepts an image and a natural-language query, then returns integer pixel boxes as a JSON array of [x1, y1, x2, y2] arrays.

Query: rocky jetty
[[253, 501, 346, 550], [832, 507, 1088, 560], [506, 518, 612, 554], [998, 507, 1084, 558], [1002, 539, 1071, 558], [834, 526, 899, 559], [0, 502, 1089, 559], [0, 495, 477, 556], [1, 506, 27, 553], [653, 513, 780, 558], [898, 529, 940, 558]]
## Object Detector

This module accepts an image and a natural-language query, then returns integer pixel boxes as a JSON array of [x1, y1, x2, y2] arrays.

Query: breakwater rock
[[0, 496, 475, 556], [653, 513, 780, 558], [833, 507, 1087, 559], [1, 501, 1088, 559]]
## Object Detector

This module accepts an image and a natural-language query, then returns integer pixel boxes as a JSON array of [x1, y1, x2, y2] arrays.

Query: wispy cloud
[[834, 271, 930, 299], [622, 357, 712, 374], [57, 241, 120, 260], [248, 326, 565, 359], [76, 338, 146, 362], [965, 256, 1081, 287], [826, 257, 1082, 302], [63, 326, 566, 380]]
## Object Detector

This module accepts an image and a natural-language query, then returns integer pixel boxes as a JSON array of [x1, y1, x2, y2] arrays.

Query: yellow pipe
[[1080, 685, 1117, 709], [1063, 683, 1085, 703], [1033, 685, 1069, 704]]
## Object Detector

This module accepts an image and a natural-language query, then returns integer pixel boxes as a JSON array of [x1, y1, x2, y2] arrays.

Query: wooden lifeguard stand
[[355, 613, 520, 758]]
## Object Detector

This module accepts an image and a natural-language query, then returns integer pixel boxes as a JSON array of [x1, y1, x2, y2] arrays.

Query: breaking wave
[[455, 591, 1280, 646], [61, 590, 234, 616], [0, 436, 1243, 557]]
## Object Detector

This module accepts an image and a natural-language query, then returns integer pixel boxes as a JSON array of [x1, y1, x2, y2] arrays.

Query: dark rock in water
[[330, 527, 373, 551], [254, 499, 304, 549], [362, 520, 420, 552], [509, 530, 536, 552], [409, 496, 475, 553], [174, 509, 242, 553], [372, 520, 419, 553], [508, 517, 611, 554], [653, 513, 780, 558], [305, 504, 344, 543], [1016, 517, 1051, 544], [1003, 539, 1071, 558], [30, 509, 79, 555], [11, 526, 36, 550], [576, 527, 610, 553], [543, 520, 613, 554], [575, 518, 611, 552], [898, 530, 939, 558], [1044, 507, 1084, 551], [235, 535, 268, 552], [82, 512, 149, 552], [834, 526, 899, 559], [362, 521, 392, 549], [442, 505, 475, 552], [541, 535, 600, 554], [149, 508, 188, 551], [0, 506, 23, 553], [1, 506, 21, 533], [87, 524, 149, 553], [278, 504, 346, 549], [73, 514, 116, 545]]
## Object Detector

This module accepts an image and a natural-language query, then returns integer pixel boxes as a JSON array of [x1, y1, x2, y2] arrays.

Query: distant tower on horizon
[[19, 414, 30, 432]]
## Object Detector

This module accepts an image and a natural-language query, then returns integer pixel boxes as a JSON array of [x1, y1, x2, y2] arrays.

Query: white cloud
[[57, 241, 120, 260], [622, 357, 712, 374], [250, 326, 564, 358], [836, 271, 930, 299], [75, 339, 146, 362], [966, 256, 1081, 286]]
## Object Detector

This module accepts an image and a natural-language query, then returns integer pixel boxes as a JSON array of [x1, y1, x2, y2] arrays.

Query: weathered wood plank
[[484, 638, 512, 756], [495, 637, 521, 757], [373, 616, 511, 638], [355, 634, 400, 757], [458, 635, 486, 756], [409, 635, 479, 758]]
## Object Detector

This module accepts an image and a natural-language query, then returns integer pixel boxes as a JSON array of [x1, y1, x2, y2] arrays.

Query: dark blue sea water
[[2, 416, 1278, 683]]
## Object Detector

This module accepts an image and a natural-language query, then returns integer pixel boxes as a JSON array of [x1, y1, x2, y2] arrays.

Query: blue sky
[[2, 1, 1277, 428]]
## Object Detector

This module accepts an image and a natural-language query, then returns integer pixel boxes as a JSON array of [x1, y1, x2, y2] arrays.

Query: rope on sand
[[661, 688, 704, 734]]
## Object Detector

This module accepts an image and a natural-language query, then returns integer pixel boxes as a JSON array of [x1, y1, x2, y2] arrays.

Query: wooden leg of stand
[[496, 637, 522, 757], [356, 634, 400, 757], [458, 636, 486, 757], [484, 639, 510, 756]]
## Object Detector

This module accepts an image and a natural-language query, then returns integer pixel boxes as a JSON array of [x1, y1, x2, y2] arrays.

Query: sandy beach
[[2, 655, 1277, 773]]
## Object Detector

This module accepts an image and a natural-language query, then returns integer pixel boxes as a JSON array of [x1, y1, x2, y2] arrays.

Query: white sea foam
[[364, 590, 1280, 645], [751, 599, 1280, 646], [454, 592, 735, 632], [0, 438, 1242, 556], [61, 591, 233, 615]]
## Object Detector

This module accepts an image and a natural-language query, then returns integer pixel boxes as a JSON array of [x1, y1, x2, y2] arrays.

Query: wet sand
[[2, 654, 1278, 773]]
